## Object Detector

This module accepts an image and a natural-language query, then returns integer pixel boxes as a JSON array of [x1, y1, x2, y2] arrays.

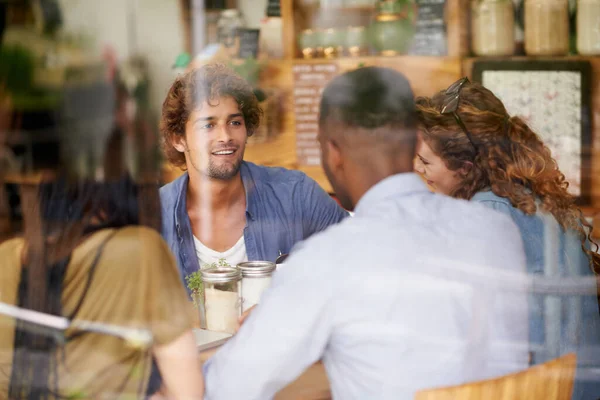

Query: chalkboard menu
[[266, 0, 281, 17], [292, 63, 339, 166], [238, 29, 260, 58], [408, 0, 447, 56]]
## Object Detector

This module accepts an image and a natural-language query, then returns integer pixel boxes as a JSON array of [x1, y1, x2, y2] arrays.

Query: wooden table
[[198, 347, 331, 400]]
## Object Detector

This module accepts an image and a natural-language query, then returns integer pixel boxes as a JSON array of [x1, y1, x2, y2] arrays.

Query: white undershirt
[[193, 235, 248, 269]]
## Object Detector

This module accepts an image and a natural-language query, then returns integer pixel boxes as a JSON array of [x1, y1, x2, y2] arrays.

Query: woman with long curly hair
[[414, 77, 600, 398]]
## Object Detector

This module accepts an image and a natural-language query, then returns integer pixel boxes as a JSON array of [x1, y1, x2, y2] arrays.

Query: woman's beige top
[[0, 226, 197, 399]]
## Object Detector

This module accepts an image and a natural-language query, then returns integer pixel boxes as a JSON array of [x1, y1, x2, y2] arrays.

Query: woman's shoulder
[[111, 225, 166, 244], [471, 190, 516, 215], [99, 226, 172, 260], [0, 237, 24, 255], [471, 190, 512, 205], [0, 237, 25, 267], [0, 237, 25, 268], [74, 226, 174, 275]]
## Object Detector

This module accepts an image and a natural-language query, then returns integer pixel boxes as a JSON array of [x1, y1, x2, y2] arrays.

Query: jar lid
[[237, 261, 276, 277], [221, 9, 241, 18], [201, 267, 242, 283]]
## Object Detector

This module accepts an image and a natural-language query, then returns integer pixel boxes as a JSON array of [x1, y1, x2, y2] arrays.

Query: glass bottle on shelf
[[322, 28, 344, 58], [345, 0, 378, 6], [369, 0, 417, 56], [298, 29, 318, 58], [346, 26, 369, 56], [577, 0, 600, 55], [471, 0, 515, 56], [217, 9, 245, 57], [524, 0, 570, 55]]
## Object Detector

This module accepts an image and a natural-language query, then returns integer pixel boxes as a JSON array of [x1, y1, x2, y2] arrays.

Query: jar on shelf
[[201, 267, 242, 334], [577, 0, 600, 55], [345, 0, 378, 6], [369, 0, 418, 56], [346, 26, 369, 56], [237, 261, 277, 312], [524, 0, 569, 55], [217, 9, 245, 57], [298, 29, 319, 58], [471, 0, 515, 56], [322, 28, 344, 58]]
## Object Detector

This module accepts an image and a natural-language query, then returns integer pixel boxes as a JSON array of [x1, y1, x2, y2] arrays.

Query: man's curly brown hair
[[160, 63, 262, 169], [416, 81, 599, 275]]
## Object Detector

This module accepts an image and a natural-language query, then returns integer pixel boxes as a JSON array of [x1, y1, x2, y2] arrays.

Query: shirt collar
[[240, 162, 257, 221], [174, 162, 256, 229], [354, 173, 429, 216]]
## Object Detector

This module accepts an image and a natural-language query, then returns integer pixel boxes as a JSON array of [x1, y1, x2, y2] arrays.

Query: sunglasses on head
[[440, 77, 478, 152]]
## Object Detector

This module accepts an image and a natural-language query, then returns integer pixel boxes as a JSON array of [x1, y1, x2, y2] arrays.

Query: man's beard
[[188, 151, 243, 181], [207, 157, 243, 180]]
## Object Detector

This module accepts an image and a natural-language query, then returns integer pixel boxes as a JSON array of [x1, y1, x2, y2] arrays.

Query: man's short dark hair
[[160, 63, 262, 168], [319, 67, 417, 142]]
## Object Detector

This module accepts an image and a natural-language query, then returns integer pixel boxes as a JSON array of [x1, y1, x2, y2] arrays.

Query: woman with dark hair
[[414, 78, 600, 399], [0, 82, 203, 398]]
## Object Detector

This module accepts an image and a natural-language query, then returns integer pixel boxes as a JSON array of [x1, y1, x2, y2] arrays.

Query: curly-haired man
[[159, 64, 348, 282]]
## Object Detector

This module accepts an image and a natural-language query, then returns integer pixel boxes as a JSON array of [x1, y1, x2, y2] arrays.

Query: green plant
[[0, 45, 35, 95], [229, 57, 263, 87], [185, 258, 232, 300]]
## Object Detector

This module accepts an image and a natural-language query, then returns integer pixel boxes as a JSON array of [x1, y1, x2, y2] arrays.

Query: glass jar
[[217, 9, 245, 56], [345, 0, 377, 6], [524, 0, 569, 55], [237, 261, 277, 312], [298, 29, 318, 59], [346, 26, 369, 56], [471, 0, 515, 56], [201, 267, 242, 334], [322, 28, 344, 58], [369, 0, 417, 56], [577, 0, 600, 55]]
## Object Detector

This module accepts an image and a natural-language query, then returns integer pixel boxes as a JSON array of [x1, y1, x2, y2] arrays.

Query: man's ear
[[326, 138, 343, 172], [460, 161, 473, 177], [172, 134, 188, 153]]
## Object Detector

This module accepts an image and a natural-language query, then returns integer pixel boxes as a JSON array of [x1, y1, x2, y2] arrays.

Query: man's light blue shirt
[[203, 173, 530, 399]]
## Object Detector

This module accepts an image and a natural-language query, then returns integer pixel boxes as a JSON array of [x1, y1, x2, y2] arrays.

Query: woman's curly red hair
[[416, 81, 599, 274]]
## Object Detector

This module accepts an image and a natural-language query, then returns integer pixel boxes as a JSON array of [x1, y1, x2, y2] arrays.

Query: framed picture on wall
[[472, 60, 592, 205]]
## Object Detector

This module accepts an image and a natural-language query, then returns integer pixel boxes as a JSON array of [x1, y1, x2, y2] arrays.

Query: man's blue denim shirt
[[159, 161, 348, 283]]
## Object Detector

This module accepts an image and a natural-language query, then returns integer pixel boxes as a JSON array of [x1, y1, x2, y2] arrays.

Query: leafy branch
[[185, 258, 232, 300]]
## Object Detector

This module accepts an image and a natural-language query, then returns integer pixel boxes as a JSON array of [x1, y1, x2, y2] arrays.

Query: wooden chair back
[[414, 353, 577, 400]]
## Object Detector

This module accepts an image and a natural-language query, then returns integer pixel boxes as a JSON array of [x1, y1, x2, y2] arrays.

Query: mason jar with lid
[[237, 261, 277, 312], [471, 0, 515, 56], [577, 0, 600, 55], [201, 267, 242, 334], [525, 0, 569, 55], [217, 9, 245, 56]]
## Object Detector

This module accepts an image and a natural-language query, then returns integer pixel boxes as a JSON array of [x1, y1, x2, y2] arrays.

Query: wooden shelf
[[292, 55, 461, 63], [302, 4, 375, 13]]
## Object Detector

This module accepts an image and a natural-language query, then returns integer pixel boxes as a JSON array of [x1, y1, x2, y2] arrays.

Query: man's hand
[[236, 305, 257, 333]]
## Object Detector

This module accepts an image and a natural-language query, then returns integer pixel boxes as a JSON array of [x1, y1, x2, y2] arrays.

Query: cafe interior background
[[1, 0, 600, 239], [0, 0, 600, 397]]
